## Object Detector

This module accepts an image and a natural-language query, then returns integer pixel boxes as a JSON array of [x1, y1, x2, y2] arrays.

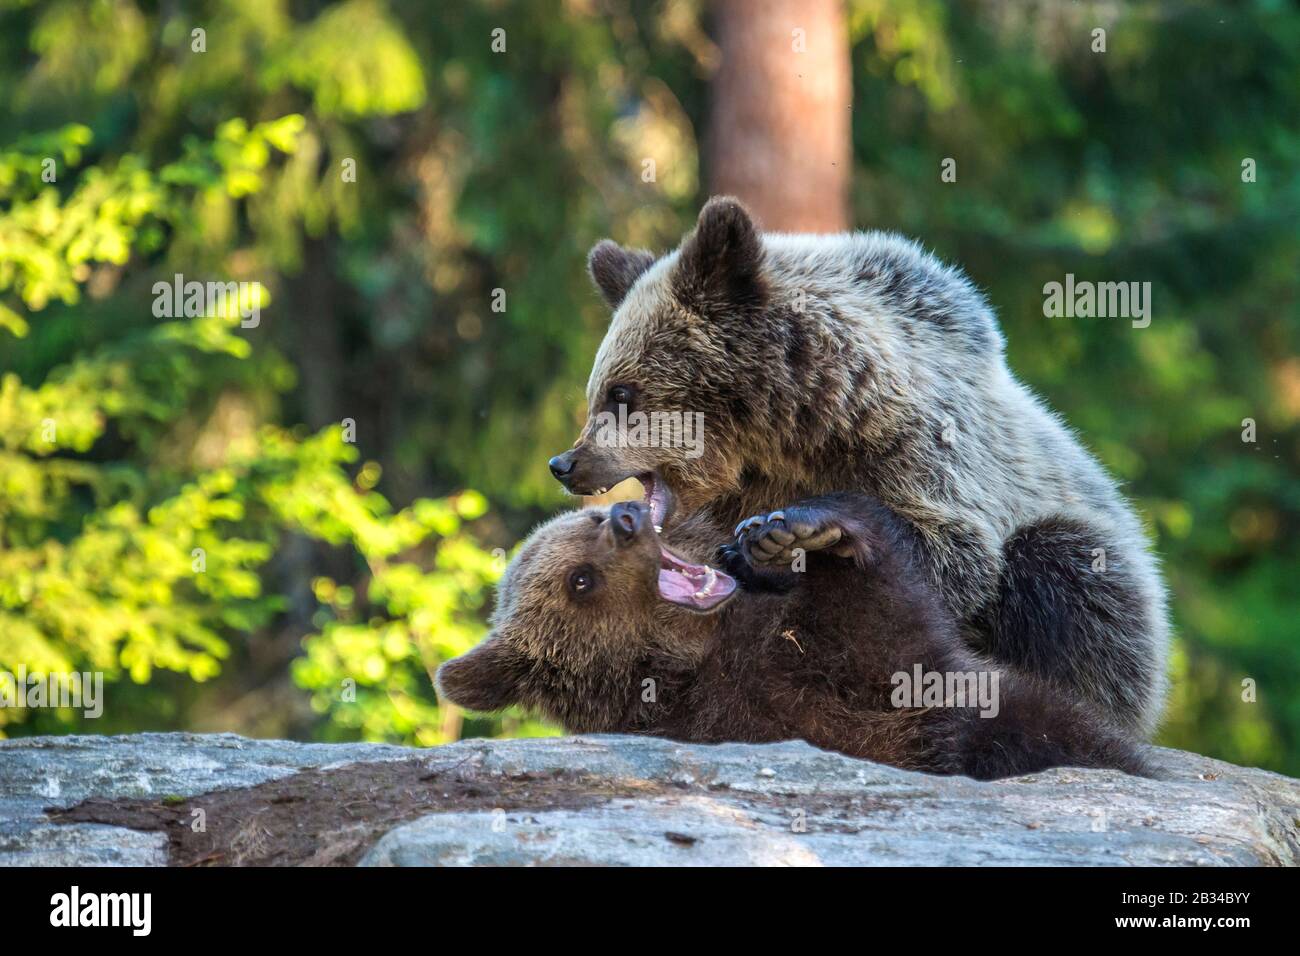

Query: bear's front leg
[[977, 515, 1166, 737], [733, 501, 859, 566]]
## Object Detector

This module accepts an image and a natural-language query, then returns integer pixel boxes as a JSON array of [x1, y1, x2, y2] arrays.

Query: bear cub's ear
[[674, 196, 766, 314], [435, 635, 526, 712], [588, 241, 657, 310]]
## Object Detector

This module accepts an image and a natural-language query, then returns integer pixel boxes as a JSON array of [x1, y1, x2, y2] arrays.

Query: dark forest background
[[0, 0, 1296, 774]]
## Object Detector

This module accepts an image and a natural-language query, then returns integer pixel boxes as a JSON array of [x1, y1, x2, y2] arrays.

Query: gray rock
[[2, 732, 1297, 866], [0, 732, 412, 866]]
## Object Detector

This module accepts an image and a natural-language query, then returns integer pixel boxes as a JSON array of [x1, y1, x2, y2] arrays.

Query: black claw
[[716, 544, 749, 578]]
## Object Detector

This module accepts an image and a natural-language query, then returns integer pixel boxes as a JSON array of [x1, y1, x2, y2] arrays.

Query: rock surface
[[1, 732, 1297, 866]]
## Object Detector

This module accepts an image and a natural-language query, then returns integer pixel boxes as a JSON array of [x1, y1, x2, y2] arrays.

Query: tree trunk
[[707, 0, 851, 232]]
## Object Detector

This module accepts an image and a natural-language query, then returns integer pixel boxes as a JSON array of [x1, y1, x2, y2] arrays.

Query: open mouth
[[656, 542, 736, 612], [595, 471, 732, 611], [638, 471, 672, 531], [586, 472, 671, 530], [639, 470, 733, 611]]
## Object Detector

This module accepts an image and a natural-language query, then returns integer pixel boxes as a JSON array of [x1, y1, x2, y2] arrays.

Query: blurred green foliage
[[0, 0, 1295, 771], [0, 107, 511, 742]]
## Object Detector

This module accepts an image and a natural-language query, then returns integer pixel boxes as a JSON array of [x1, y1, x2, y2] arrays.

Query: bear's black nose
[[549, 451, 575, 480], [610, 501, 646, 543]]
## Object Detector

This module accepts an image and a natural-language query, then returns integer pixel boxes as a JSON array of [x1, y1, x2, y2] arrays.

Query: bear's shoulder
[[760, 231, 1005, 357]]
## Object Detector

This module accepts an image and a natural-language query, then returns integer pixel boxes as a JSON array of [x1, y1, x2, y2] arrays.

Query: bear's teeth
[[653, 524, 663, 533], [694, 567, 717, 599]]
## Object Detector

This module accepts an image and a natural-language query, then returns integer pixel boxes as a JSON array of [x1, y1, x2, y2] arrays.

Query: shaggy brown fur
[[551, 198, 1170, 737], [437, 494, 1148, 781]]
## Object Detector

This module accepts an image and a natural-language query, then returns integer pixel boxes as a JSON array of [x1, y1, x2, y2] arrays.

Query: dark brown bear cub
[[437, 493, 1147, 780]]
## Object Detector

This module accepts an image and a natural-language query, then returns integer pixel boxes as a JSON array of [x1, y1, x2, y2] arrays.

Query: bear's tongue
[[657, 545, 736, 611]]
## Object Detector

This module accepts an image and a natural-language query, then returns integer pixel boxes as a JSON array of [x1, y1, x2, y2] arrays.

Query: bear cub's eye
[[607, 384, 634, 407], [568, 565, 599, 597]]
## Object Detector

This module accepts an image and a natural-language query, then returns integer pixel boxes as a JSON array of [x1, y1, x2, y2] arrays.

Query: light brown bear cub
[[437, 493, 1147, 780]]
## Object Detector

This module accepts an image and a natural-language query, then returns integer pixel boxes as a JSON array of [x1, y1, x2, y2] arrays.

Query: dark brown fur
[[438, 494, 1148, 781]]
